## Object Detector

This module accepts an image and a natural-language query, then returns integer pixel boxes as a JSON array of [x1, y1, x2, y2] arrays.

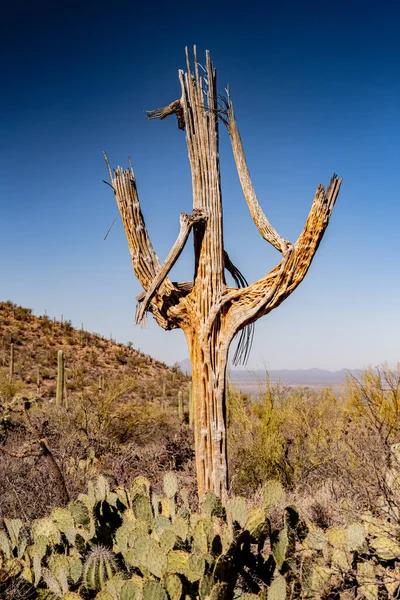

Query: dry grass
[[0, 301, 194, 521]]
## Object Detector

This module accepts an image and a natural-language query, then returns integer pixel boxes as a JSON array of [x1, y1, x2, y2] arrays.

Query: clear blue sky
[[1, 0, 399, 370]]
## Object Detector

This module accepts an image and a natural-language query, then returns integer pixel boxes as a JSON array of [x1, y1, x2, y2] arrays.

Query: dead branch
[[104, 156, 186, 330], [222, 93, 289, 253], [146, 99, 185, 130], [136, 209, 207, 323], [0, 444, 42, 459], [225, 174, 341, 332], [0, 408, 70, 504]]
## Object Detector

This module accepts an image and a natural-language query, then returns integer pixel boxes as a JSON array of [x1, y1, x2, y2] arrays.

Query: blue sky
[[1, 0, 399, 370]]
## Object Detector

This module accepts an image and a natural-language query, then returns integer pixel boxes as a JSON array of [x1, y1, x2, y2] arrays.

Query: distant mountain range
[[179, 359, 360, 392]]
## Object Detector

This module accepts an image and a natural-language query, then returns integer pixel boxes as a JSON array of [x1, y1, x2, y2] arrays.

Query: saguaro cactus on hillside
[[105, 47, 342, 499]]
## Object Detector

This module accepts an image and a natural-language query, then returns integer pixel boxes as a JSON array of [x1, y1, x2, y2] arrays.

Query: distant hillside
[[179, 358, 358, 393], [229, 368, 357, 385], [0, 301, 189, 403], [0, 301, 194, 522]]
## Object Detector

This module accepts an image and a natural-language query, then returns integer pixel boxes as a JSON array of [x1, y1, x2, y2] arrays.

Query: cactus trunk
[[188, 382, 193, 428], [185, 329, 229, 500], [56, 350, 64, 406], [178, 391, 184, 421], [9, 342, 14, 382]]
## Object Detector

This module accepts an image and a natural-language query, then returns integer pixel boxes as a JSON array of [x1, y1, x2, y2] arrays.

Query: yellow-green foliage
[[346, 365, 400, 439], [74, 375, 175, 443], [227, 377, 346, 493], [0, 368, 25, 404], [228, 364, 400, 524]]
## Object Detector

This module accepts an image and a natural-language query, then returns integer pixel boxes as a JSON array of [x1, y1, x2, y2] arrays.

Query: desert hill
[[0, 301, 194, 521], [0, 300, 189, 405]]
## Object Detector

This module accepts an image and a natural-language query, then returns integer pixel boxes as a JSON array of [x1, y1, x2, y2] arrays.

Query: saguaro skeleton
[[105, 48, 342, 500]]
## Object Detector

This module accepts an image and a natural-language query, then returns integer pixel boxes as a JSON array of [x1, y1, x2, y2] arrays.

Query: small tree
[[104, 47, 342, 499]]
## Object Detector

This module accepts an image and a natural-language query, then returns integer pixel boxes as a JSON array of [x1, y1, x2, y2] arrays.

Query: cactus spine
[[56, 350, 65, 406]]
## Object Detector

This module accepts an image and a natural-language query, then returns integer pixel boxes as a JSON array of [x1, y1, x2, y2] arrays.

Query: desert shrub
[[43, 383, 56, 398], [38, 315, 53, 331], [13, 306, 32, 321], [65, 334, 77, 345], [115, 349, 128, 365], [0, 379, 194, 521], [69, 365, 86, 389], [89, 350, 98, 365], [43, 347, 58, 365], [228, 365, 400, 529], [347, 365, 400, 442], [8, 331, 23, 346], [80, 330, 92, 344], [0, 369, 25, 403], [228, 379, 346, 495], [39, 367, 52, 380], [2, 300, 18, 309], [63, 319, 73, 331], [107, 400, 173, 444], [339, 365, 400, 518], [0, 452, 64, 521], [68, 376, 179, 447]]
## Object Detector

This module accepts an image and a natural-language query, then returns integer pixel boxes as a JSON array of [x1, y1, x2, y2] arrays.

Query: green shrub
[[227, 377, 348, 495], [13, 306, 33, 321], [115, 350, 128, 365], [0, 369, 25, 403]]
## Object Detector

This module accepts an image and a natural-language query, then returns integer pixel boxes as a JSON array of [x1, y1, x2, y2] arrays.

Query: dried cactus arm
[[107, 157, 161, 288], [146, 99, 185, 130], [135, 249, 248, 306], [105, 155, 184, 330], [136, 209, 207, 323], [223, 174, 342, 332], [287, 174, 341, 291], [136, 280, 193, 303], [224, 96, 289, 253]]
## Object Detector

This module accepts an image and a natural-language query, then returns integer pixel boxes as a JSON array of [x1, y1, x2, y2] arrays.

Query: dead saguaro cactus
[[104, 47, 342, 500]]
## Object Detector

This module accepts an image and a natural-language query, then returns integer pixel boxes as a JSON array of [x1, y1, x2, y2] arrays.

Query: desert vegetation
[[1, 46, 397, 600], [2, 301, 400, 598]]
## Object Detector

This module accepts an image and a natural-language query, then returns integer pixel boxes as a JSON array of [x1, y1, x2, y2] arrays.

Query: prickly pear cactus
[[163, 472, 178, 499], [7, 475, 400, 600]]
